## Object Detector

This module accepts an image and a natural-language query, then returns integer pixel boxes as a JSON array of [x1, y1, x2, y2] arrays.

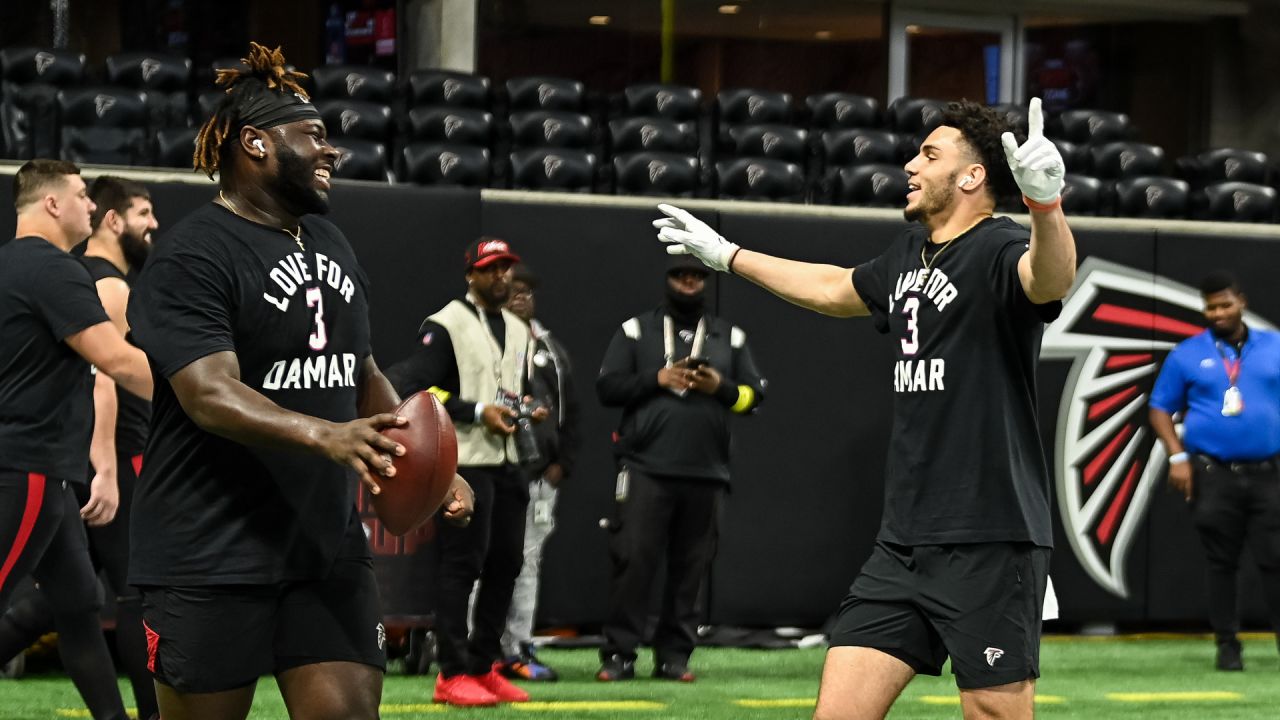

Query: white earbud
[[252, 139, 267, 154], [959, 175, 974, 188]]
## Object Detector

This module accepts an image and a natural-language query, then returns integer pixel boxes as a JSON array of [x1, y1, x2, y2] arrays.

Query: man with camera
[[595, 254, 767, 683], [389, 237, 546, 707]]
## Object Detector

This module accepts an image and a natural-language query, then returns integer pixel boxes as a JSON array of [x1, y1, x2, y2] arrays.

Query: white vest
[[428, 299, 531, 466]]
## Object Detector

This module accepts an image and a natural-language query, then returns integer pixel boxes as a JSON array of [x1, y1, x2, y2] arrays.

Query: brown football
[[372, 391, 458, 536]]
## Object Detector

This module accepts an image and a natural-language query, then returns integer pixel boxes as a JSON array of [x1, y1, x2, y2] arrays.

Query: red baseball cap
[[465, 236, 521, 270]]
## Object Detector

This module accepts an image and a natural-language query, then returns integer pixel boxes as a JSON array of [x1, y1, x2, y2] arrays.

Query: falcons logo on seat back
[[1042, 258, 1273, 598]]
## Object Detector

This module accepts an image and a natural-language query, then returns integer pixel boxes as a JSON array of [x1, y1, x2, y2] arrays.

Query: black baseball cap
[[666, 252, 710, 276], [465, 236, 521, 270]]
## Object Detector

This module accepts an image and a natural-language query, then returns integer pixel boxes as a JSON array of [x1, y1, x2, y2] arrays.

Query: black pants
[[1189, 456, 1280, 644], [601, 468, 722, 666], [434, 463, 528, 676]]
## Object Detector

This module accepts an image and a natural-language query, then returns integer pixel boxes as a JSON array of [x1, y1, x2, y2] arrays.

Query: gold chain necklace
[[219, 190, 305, 251], [919, 215, 991, 279]]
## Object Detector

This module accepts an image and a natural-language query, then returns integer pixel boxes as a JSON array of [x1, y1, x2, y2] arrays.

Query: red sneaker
[[433, 673, 499, 706], [478, 664, 531, 702]]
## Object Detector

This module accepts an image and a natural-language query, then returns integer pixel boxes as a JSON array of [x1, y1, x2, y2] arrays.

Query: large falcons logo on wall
[[1042, 258, 1273, 598]]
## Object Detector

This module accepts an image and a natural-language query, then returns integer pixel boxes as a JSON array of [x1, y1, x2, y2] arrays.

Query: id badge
[[532, 498, 553, 526], [615, 467, 630, 502], [1222, 386, 1245, 416]]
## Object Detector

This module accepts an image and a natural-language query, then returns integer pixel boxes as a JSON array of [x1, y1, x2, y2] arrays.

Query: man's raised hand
[[1000, 97, 1065, 205]]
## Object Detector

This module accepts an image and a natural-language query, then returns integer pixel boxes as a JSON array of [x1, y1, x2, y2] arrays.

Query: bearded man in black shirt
[[654, 99, 1076, 720], [126, 43, 471, 720]]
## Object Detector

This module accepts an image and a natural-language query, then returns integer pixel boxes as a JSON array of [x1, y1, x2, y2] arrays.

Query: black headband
[[237, 86, 321, 131]]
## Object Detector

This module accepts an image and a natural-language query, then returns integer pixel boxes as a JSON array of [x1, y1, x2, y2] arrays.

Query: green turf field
[[5, 634, 1279, 719]]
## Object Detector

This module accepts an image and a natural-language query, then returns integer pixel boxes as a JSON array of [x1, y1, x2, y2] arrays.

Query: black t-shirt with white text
[[852, 217, 1060, 547], [0, 237, 109, 479], [127, 203, 372, 585], [81, 256, 151, 456]]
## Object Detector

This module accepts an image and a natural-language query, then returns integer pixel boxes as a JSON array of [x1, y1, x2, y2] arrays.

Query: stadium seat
[[886, 97, 947, 135], [1198, 181, 1278, 223], [407, 106, 494, 146], [827, 163, 908, 207], [619, 83, 701, 121], [989, 102, 1029, 135], [401, 142, 491, 188], [608, 117, 697, 154], [509, 147, 597, 192], [407, 69, 490, 109], [613, 152, 699, 197], [1089, 141, 1165, 180], [1, 46, 85, 87], [57, 87, 149, 165], [715, 157, 805, 203], [506, 76, 585, 112], [1177, 148, 1270, 187], [1114, 176, 1190, 219], [152, 126, 198, 168], [106, 52, 191, 128], [819, 129, 900, 168], [196, 90, 224, 121], [331, 138, 393, 182], [1, 47, 86, 159], [716, 88, 793, 126], [1055, 109, 1131, 145], [0, 101, 30, 160], [806, 92, 879, 130], [316, 99, 393, 141], [723, 124, 807, 164], [1060, 174, 1108, 216], [508, 110, 594, 149], [1051, 138, 1091, 174], [310, 65, 396, 102]]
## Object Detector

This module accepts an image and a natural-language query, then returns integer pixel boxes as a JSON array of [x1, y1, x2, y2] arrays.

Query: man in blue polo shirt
[[1150, 270, 1280, 672]]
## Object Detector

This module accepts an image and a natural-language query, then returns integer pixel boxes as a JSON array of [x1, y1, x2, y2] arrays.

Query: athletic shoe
[[500, 643, 559, 681], [479, 664, 530, 702], [653, 662, 696, 682], [433, 673, 499, 706], [1216, 640, 1244, 671], [596, 653, 636, 681]]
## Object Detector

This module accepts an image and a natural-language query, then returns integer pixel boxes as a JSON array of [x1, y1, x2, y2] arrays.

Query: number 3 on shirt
[[305, 287, 328, 351], [900, 296, 920, 355]]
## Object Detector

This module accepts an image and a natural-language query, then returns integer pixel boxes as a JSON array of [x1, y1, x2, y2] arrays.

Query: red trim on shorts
[[0, 473, 46, 592], [131, 454, 144, 477], [144, 620, 159, 673]]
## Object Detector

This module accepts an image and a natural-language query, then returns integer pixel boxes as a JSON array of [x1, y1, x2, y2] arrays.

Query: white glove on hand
[[1001, 97, 1065, 205], [652, 203, 740, 273]]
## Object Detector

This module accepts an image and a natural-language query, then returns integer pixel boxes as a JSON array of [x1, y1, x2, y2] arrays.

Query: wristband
[[1168, 452, 1189, 464], [475, 402, 485, 423], [1023, 194, 1062, 212], [726, 245, 742, 275]]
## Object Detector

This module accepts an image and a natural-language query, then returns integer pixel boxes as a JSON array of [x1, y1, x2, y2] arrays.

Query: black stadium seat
[[57, 87, 150, 165], [509, 148, 597, 192], [989, 102, 1029, 135], [715, 157, 805, 203], [2, 46, 85, 159], [1055, 109, 1131, 145], [827, 163, 908, 207], [407, 69, 490, 109], [613, 152, 699, 197], [1050, 138, 1091, 174], [1089, 141, 1165, 180], [1114, 176, 1189, 219], [330, 138, 392, 182], [106, 52, 191, 127], [1178, 148, 1270, 187], [722, 124, 807, 164], [620, 83, 701, 121], [315, 99, 393, 141], [819, 129, 900, 168], [886, 97, 947, 135], [1199, 181, 1278, 223], [196, 90, 224, 121], [1060, 174, 1108, 216], [608, 117, 697, 154], [407, 106, 494, 146], [508, 110, 594, 149], [1, 46, 85, 87], [506, 76, 585, 112], [401, 142, 491, 188], [717, 88, 792, 126], [806, 92, 879, 130], [152, 126, 198, 168], [310, 65, 396, 102]]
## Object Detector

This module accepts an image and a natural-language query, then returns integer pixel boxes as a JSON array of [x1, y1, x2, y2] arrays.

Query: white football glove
[[1001, 97, 1065, 205], [652, 203, 740, 273]]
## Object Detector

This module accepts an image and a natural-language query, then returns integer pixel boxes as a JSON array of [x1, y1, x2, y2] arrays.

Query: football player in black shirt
[[0, 159, 154, 720], [654, 99, 1075, 719], [126, 44, 472, 720]]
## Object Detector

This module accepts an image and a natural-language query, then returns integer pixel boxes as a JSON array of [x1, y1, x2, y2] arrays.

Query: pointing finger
[[1028, 97, 1044, 140]]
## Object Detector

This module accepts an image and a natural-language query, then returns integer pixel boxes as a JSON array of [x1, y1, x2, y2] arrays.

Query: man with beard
[[0, 177, 161, 719], [652, 99, 1075, 719], [1150, 272, 1280, 672], [595, 253, 766, 683], [125, 43, 472, 720], [387, 238, 544, 707]]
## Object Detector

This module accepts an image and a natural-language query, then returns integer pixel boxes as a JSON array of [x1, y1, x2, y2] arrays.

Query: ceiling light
[[588, 15, 611, 25], [718, 4, 741, 14], [815, 30, 832, 40]]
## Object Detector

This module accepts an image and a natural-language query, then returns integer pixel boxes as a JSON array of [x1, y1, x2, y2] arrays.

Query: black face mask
[[664, 279, 705, 322]]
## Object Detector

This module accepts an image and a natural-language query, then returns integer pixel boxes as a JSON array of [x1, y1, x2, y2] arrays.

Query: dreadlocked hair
[[192, 42, 311, 178]]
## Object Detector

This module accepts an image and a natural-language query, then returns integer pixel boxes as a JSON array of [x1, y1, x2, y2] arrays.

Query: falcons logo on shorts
[[1042, 259, 1273, 598]]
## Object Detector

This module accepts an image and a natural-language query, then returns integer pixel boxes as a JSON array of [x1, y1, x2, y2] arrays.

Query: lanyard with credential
[[663, 315, 706, 368], [1214, 340, 1244, 387], [1214, 339, 1246, 416], [466, 294, 505, 386]]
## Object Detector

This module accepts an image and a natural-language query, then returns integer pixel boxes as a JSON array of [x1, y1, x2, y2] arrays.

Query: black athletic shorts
[[829, 541, 1050, 689], [140, 551, 386, 694]]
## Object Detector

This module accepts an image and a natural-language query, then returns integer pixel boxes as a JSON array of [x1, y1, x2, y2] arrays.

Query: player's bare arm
[[169, 350, 407, 494], [653, 204, 870, 318], [65, 321, 153, 401], [83, 369, 120, 527], [1003, 97, 1077, 304]]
